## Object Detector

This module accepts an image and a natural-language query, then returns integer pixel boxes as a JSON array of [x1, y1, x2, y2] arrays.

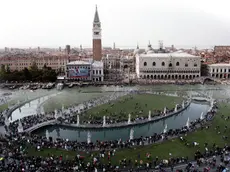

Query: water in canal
[[3, 84, 230, 141]]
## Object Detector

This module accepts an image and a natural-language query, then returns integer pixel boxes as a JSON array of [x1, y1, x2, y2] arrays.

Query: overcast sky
[[1, 0, 230, 49]]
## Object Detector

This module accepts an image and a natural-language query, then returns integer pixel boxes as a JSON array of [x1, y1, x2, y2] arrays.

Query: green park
[[83, 94, 183, 121], [23, 93, 229, 166]]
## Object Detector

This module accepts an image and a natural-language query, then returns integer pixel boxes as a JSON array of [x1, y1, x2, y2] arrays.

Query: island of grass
[[81, 94, 183, 121], [27, 102, 229, 166], [43, 92, 111, 112], [0, 100, 16, 112]]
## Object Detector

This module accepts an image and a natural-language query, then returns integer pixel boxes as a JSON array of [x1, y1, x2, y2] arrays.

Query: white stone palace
[[135, 43, 201, 80]]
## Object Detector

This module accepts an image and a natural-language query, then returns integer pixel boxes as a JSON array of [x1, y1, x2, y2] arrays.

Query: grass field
[[27, 102, 230, 165], [0, 100, 16, 112], [43, 92, 111, 112], [83, 94, 183, 121]]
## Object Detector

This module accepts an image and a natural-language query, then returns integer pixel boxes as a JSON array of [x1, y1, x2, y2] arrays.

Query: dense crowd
[[66, 103, 183, 126], [0, 90, 225, 171], [11, 109, 216, 152], [7, 100, 187, 134], [0, 104, 228, 172], [0, 95, 11, 125], [6, 90, 188, 133]]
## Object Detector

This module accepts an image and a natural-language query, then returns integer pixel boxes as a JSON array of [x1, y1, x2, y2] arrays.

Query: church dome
[[133, 45, 140, 55], [147, 50, 154, 54], [146, 43, 154, 54], [146, 42, 154, 54]]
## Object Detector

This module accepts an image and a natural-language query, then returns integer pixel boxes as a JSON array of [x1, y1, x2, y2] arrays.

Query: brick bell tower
[[92, 5, 102, 61]]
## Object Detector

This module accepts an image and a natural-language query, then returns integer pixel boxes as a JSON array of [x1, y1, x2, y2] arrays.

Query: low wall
[[6, 96, 40, 118], [24, 120, 56, 133], [27, 100, 191, 133]]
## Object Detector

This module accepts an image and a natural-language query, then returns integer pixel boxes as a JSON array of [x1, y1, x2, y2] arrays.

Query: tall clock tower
[[92, 5, 102, 61]]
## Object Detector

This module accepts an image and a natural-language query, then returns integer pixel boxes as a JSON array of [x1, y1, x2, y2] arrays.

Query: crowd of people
[[1, 89, 226, 171], [0, 94, 11, 125], [4, 89, 187, 134], [0, 102, 227, 172], [7, 95, 188, 133]]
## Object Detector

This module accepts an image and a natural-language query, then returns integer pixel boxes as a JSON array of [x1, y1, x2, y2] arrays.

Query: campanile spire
[[92, 5, 102, 61]]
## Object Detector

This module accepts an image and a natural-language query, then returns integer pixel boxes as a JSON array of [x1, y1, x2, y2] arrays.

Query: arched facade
[[209, 63, 230, 79], [136, 51, 201, 80]]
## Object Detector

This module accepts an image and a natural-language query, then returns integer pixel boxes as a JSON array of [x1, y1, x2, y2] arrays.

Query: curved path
[[25, 100, 191, 132], [5, 97, 39, 118], [8, 93, 62, 123]]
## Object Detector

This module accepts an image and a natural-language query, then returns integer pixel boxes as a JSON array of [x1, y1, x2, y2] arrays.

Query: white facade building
[[135, 46, 201, 80], [209, 63, 230, 79], [92, 61, 104, 81], [66, 60, 104, 82]]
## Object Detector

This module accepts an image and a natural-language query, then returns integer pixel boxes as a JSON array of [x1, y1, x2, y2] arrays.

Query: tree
[[30, 62, 38, 71], [23, 67, 32, 81], [42, 68, 57, 82], [0, 64, 6, 81], [6, 65, 10, 74], [0, 64, 6, 74], [30, 62, 40, 81], [0, 62, 58, 82], [201, 63, 209, 76]]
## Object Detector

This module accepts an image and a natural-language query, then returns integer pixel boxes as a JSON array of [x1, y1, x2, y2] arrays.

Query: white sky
[[1, 0, 230, 49]]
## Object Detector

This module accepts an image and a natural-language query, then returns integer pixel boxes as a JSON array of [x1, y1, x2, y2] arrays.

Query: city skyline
[[1, 0, 230, 49]]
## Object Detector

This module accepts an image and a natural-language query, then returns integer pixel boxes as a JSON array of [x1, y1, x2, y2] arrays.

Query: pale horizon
[[1, 0, 230, 49]]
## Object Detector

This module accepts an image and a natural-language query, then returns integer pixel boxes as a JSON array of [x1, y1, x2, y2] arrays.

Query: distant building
[[92, 61, 104, 82], [66, 45, 71, 55], [0, 53, 80, 73], [135, 43, 201, 80], [92, 5, 102, 61], [120, 56, 135, 73], [66, 59, 104, 82], [66, 61, 92, 81], [214, 46, 230, 55], [102, 54, 120, 69], [208, 63, 230, 79], [102, 54, 122, 81], [4, 47, 8, 52]]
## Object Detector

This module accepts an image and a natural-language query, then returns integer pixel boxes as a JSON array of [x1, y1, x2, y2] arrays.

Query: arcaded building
[[135, 43, 201, 80], [209, 63, 230, 79]]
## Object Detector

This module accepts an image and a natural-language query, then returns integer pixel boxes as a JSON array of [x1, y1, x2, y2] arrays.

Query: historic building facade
[[92, 61, 104, 82], [92, 6, 102, 61], [66, 59, 104, 81], [208, 63, 230, 79], [120, 56, 135, 73], [214, 46, 230, 55], [102, 54, 120, 69], [135, 44, 201, 80], [0, 53, 79, 74]]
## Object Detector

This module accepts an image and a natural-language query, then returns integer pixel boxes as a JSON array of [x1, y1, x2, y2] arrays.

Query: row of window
[[211, 74, 230, 78], [19, 63, 65, 66], [144, 62, 198, 67], [93, 70, 103, 75], [140, 70, 200, 73], [212, 68, 230, 73], [1, 63, 65, 66], [140, 74, 200, 79], [67, 66, 91, 70]]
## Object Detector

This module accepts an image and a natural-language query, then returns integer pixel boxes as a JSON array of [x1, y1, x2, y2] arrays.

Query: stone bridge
[[195, 77, 222, 84]]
